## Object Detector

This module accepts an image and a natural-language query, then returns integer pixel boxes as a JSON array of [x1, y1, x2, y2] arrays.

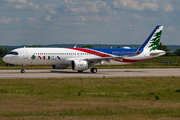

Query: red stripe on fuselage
[[68, 48, 154, 63], [68, 48, 112, 57]]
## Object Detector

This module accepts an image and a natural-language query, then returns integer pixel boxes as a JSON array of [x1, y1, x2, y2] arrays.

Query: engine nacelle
[[52, 65, 69, 69], [71, 60, 88, 71]]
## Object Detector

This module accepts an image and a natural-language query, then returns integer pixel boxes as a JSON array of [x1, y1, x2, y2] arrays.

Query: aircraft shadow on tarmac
[[50, 70, 145, 74], [50, 70, 91, 74], [98, 70, 145, 73], [124, 70, 145, 73], [1, 70, 89, 74]]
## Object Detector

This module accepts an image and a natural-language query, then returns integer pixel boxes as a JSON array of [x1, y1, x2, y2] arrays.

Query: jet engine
[[71, 60, 88, 71], [52, 65, 69, 69]]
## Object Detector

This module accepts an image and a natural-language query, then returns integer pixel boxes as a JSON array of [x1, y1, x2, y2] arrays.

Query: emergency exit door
[[23, 49, 28, 59]]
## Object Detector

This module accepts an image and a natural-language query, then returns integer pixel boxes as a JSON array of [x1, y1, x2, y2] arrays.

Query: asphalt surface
[[0, 68, 180, 78]]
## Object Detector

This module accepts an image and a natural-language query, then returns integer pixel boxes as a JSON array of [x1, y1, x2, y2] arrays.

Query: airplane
[[3, 25, 165, 73]]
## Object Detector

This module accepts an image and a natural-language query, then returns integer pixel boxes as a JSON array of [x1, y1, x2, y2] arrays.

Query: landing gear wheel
[[91, 68, 97, 73], [21, 70, 25, 73], [21, 65, 25, 73]]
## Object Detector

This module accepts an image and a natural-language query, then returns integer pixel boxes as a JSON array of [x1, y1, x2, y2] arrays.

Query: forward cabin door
[[23, 49, 28, 59]]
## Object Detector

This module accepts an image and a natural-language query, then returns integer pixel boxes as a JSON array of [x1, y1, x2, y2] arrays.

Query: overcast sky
[[0, 0, 180, 46]]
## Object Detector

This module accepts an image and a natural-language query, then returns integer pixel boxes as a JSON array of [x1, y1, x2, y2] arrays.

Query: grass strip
[[0, 77, 180, 119]]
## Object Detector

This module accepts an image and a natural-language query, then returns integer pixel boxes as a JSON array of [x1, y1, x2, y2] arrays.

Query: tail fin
[[74, 44, 77, 48], [136, 25, 163, 54]]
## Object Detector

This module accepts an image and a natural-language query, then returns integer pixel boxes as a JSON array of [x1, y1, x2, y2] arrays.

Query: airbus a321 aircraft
[[3, 25, 165, 73]]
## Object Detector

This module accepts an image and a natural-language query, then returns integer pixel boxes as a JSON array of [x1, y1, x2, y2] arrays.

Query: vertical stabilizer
[[136, 25, 163, 54]]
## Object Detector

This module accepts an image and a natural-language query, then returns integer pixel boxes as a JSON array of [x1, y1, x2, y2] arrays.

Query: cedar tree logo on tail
[[148, 30, 162, 51]]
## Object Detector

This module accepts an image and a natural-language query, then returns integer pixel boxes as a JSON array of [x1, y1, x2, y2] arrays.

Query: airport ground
[[1, 56, 180, 119], [0, 68, 180, 78], [1, 71, 180, 120], [0, 77, 180, 120]]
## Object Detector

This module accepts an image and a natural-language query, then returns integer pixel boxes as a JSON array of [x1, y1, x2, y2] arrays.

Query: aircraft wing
[[85, 56, 123, 61], [81, 56, 126, 64], [64, 55, 136, 65]]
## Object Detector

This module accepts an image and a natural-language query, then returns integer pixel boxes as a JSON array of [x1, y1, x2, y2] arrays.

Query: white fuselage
[[3, 47, 165, 66]]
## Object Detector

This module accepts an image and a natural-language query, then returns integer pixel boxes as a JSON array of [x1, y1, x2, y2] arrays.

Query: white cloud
[[0, 17, 21, 24], [49, 9, 56, 14], [120, 0, 143, 10], [163, 2, 174, 12], [166, 26, 175, 31], [58, 0, 113, 15], [110, 0, 176, 12], [44, 4, 57, 14], [5, 0, 27, 3], [14, 2, 39, 10], [112, 0, 159, 11], [45, 15, 51, 21], [14, 4, 22, 9], [44, 4, 56, 9], [87, 15, 102, 22], [116, 17, 121, 20], [112, 1, 118, 8], [133, 14, 155, 23], [70, 15, 111, 23], [26, 17, 36, 22], [0, 17, 12, 24], [143, 3, 159, 11], [134, 14, 144, 21], [73, 16, 88, 22]]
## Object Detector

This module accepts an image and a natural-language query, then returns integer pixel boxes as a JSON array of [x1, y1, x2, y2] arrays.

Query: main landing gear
[[21, 65, 25, 73], [91, 68, 97, 73], [90, 64, 97, 73]]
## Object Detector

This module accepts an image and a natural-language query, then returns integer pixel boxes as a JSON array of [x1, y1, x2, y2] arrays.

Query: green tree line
[[158, 43, 180, 56], [0, 47, 10, 57], [28, 46, 43, 48]]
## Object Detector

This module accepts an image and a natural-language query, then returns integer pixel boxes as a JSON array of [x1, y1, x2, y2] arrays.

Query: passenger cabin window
[[9, 52, 18, 55]]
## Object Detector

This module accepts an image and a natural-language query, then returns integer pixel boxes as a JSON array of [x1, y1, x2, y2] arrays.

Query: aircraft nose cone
[[3, 55, 9, 63]]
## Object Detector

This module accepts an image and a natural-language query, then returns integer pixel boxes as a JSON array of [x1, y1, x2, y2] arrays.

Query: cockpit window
[[9, 52, 18, 55]]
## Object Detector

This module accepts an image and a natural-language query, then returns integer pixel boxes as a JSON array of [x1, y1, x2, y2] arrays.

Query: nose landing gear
[[21, 65, 25, 73]]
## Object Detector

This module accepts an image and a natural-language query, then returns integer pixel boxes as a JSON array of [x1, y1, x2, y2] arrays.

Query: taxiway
[[0, 68, 180, 78]]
